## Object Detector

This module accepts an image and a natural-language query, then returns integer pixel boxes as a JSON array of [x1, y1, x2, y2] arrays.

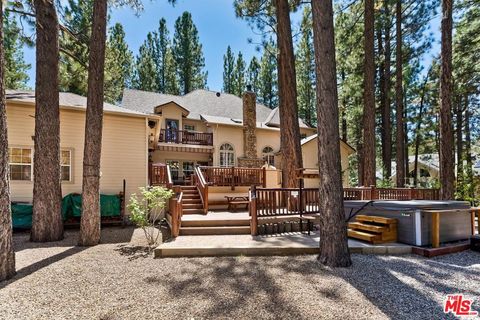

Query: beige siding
[[7, 102, 148, 211]]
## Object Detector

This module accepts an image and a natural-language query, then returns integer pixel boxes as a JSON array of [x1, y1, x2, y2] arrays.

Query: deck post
[[250, 185, 258, 236], [471, 209, 478, 235], [262, 167, 267, 188], [431, 211, 440, 248], [231, 166, 235, 191]]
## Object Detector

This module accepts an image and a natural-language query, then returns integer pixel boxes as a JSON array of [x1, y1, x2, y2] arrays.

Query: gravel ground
[[0, 227, 479, 320]]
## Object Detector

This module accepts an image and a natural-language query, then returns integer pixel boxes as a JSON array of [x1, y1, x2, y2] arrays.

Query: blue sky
[[23, 0, 441, 93]]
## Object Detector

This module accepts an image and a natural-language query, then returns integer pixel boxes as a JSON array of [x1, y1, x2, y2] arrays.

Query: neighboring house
[[379, 154, 480, 187], [6, 90, 149, 204], [121, 88, 355, 186]]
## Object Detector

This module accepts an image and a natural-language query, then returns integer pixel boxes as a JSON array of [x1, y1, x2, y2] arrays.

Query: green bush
[[128, 186, 174, 247]]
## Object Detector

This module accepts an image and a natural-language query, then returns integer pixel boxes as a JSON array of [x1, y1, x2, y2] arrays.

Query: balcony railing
[[159, 129, 213, 146]]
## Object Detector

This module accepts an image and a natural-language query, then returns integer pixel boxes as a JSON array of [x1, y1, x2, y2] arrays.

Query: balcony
[[159, 129, 213, 146]]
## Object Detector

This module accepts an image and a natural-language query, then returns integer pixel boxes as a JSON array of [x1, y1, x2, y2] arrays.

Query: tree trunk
[[404, 95, 409, 182], [79, 0, 108, 246], [311, 0, 351, 268], [341, 70, 348, 142], [395, 0, 405, 187], [0, 0, 16, 281], [413, 72, 429, 187], [381, 0, 392, 180], [275, 0, 303, 188], [439, 0, 455, 200], [31, 0, 63, 242], [464, 103, 474, 199], [362, 0, 376, 187], [455, 98, 463, 190]]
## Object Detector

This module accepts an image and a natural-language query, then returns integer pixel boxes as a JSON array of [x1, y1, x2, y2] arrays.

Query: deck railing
[[193, 166, 209, 214], [250, 186, 440, 235], [149, 163, 173, 188], [159, 129, 213, 146], [343, 186, 440, 200], [169, 187, 183, 237], [200, 166, 266, 190]]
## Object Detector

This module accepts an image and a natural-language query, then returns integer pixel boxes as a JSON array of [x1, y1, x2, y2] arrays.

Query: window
[[262, 146, 275, 166], [219, 143, 235, 167], [61, 150, 72, 181], [182, 161, 194, 178], [9, 147, 32, 181], [184, 124, 195, 131]]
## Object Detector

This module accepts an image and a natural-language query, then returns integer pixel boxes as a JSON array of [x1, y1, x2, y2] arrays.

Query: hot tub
[[344, 200, 472, 246]]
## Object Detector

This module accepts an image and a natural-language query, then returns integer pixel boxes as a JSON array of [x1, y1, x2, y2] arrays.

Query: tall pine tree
[[258, 41, 278, 108], [3, 11, 30, 89], [172, 12, 207, 94], [246, 56, 261, 95], [296, 6, 316, 127], [234, 51, 246, 96], [223, 46, 235, 94], [133, 32, 157, 92]]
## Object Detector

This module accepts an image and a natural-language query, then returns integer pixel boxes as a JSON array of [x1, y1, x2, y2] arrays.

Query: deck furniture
[[348, 215, 398, 244], [225, 196, 249, 212]]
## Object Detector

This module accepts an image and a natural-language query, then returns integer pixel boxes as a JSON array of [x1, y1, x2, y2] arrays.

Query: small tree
[[128, 187, 174, 247]]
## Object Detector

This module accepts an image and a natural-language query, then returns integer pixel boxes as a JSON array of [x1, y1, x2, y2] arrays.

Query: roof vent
[[216, 92, 221, 97]]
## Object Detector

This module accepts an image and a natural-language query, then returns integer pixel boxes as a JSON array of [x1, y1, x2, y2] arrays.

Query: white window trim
[[219, 143, 236, 167], [61, 149, 73, 183], [262, 146, 275, 166], [9, 146, 33, 182]]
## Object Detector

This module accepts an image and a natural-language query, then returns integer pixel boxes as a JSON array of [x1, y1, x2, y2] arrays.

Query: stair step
[[182, 203, 203, 209], [182, 219, 250, 227], [182, 208, 205, 215], [179, 226, 251, 235], [183, 195, 200, 199], [183, 199, 202, 204], [348, 222, 387, 233], [182, 190, 198, 194], [181, 186, 197, 190], [348, 229, 381, 243], [355, 215, 397, 225]]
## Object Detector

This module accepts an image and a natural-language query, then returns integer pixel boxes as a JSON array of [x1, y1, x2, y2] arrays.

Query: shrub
[[128, 186, 174, 247]]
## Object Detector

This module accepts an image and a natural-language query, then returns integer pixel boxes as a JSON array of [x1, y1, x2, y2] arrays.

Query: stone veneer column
[[242, 88, 257, 159]]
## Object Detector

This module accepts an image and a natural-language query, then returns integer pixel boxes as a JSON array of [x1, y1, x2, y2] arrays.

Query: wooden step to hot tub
[[348, 215, 398, 244]]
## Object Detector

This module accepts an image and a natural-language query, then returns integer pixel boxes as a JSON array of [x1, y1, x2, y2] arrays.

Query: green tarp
[[61, 194, 121, 219], [11, 203, 33, 229], [11, 193, 121, 229]]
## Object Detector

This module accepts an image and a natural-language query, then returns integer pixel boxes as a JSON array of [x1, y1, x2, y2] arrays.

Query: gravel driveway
[[0, 227, 479, 320]]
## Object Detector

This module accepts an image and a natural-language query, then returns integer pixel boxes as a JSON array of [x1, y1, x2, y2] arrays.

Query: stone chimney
[[238, 85, 264, 168]]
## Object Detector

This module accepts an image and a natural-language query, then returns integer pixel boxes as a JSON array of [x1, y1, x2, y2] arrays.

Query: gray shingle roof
[[6, 90, 146, 117], [121, 88, 311, 127]]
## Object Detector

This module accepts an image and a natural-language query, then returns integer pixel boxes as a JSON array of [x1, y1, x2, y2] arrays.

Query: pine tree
[[133, 32, 157, 92], [223, 46, 235, 94], [104, 23, 133, 103], [246, 56, 261, 95], [172, 12, 207, 94], [234, 51, 246, 96], [258, 42, 278, 108], [296, 6, 316, 127], [164, 47, 180, 95], [59, 0, 92, 95], [3, 11, 30, 89], [153, 18, 170, 93]]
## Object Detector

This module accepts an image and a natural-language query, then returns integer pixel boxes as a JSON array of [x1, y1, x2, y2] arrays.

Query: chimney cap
[[216, 92, 221, 97], [246, 84, 252, 92]]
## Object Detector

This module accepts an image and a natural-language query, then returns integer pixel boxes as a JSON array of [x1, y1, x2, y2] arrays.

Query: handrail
[[170, 189, 183, 237], [194, 166, 209, 214], [166, 164, 173, 189]]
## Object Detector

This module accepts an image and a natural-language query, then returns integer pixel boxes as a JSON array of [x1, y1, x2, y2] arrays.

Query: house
[[121, 88, 355, 186], [6, 90, 149, 205], [6, 88, 354, 214]]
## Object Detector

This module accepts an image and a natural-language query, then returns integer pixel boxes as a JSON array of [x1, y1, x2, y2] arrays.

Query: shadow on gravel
[[0, 246, 87, 290], [160, 257, 317, 319], [334, 252, 480, 320], [114, 244, 151, 260]]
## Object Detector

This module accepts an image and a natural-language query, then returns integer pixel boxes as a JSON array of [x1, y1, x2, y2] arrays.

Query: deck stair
[[348, 215, 398, 244], [180, 186, 204, 215]]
